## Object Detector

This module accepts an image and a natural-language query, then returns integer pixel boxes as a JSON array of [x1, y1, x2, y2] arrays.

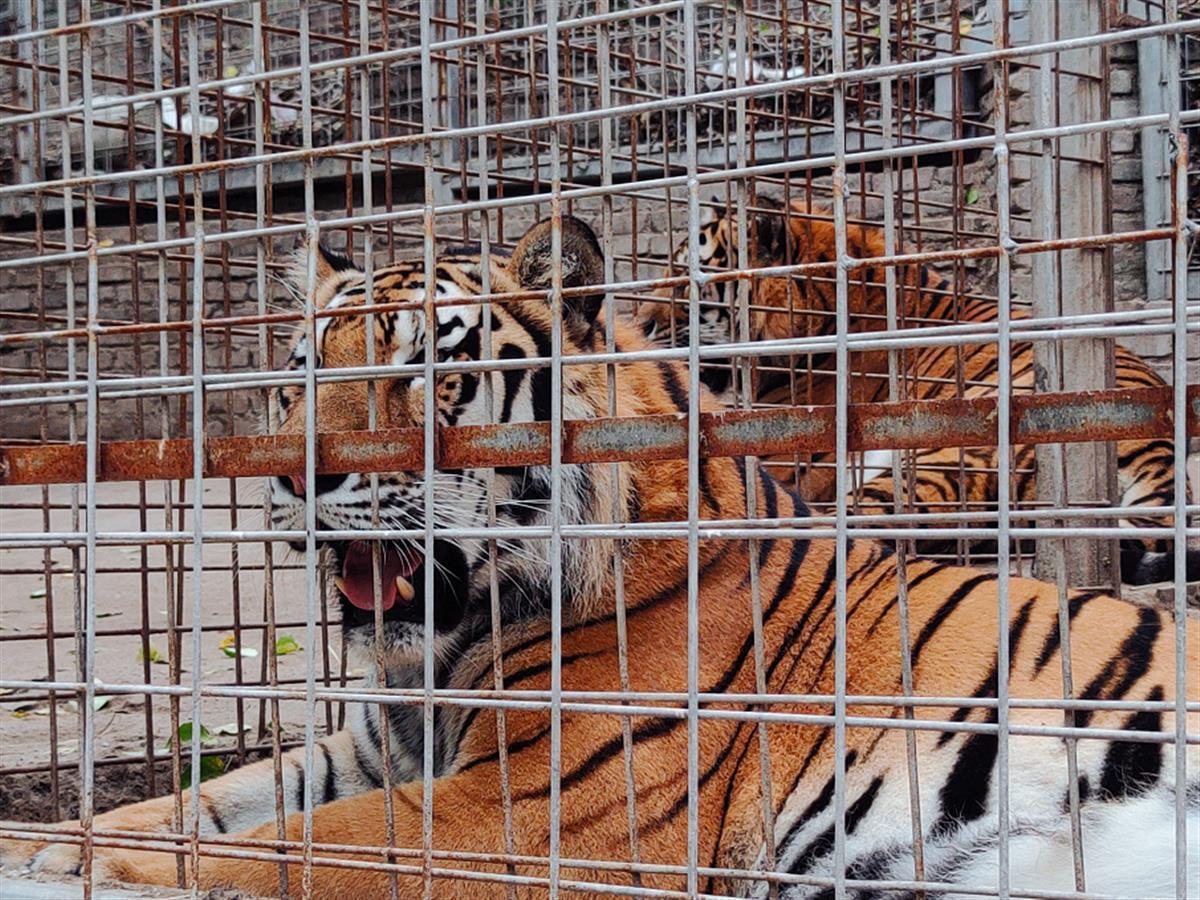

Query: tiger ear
[[286, 240, 359, 305], [749, 206, 791, 264], [508, 216, 605, 333]]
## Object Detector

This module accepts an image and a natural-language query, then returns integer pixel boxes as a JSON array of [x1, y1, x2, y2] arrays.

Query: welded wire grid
[[0, 1, 1197, 898]]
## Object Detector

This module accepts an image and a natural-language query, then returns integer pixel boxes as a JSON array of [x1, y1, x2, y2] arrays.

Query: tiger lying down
[[2, 217, 1196, 897], [635, 198, 1199, 586]]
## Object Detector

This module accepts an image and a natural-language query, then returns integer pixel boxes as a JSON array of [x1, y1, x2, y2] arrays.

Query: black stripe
[[456, 723, 554, 775], [495, 543, 736, 668], [203, 796, 227, 834], [657, 361, 691, 410], [353, 730, 384, 789], [515, 521, 803, 804], [1118, 440, 1174, 468], [498, 342, 527, 423], [777, 750, 859, 862], [320, 742, 337, 805], [910, 573, 997, 667], [460, 649, 606, 739], [503, 305, 552, 423], [293, 760, 306, 813], [936, 597, 1036, 748], [930, 727, 998, 837], [788, 772, 882, 875], [1098, 686, 1165, 800], [1033, 590, 1103, 676], [864, 563, 951, 636], [1077, 606, 1162, 727]]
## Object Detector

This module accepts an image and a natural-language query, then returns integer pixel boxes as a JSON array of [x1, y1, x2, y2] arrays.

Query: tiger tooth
[[333, 575, 347, 594], [395, 575, 415, 603]]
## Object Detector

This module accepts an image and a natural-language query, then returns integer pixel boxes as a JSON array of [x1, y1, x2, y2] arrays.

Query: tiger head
[[635, 198, 898, 399], [268, 217, 707, 671]]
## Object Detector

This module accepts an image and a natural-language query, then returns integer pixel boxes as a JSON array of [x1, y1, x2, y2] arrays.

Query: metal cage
[[0, 0, 1197, 897]]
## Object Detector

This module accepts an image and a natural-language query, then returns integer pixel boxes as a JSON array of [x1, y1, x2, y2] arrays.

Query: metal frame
[[0, 2, 1196, 898]]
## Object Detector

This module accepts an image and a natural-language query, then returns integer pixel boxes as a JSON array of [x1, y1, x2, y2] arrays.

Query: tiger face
[[269, 218, 613, 668]]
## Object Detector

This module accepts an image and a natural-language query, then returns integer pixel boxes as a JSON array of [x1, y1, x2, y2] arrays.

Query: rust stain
[[568, 414, 688, 463], [855, 397, 997, 451], [441, 422, 550, 469], [1015, 387, 1175, 444], [707, 407, 832, 457]]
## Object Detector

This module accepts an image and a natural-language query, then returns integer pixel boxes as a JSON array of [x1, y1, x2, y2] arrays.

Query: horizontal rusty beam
[[1, 386, 1196, 487]]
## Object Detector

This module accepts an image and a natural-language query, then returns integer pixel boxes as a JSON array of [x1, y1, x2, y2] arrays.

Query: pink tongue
[[340, 542, 419, 612]]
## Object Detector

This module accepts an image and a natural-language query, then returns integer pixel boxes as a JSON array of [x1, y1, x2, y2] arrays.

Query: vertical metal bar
[[682, 2, 701, 893], [358, 4, 400, 898], [28, 0, 62, 822], [298, 2, 320, 892], [185, 15, 208, 891], [728, 5, 777, 889], [250, 6, 288, 891], [596, 3, 642, 879], [150, 3, 184, 885], [78, 6, 100, 895], [878, 2, 926, 887], [829, 2, 851, 898], [418, 5, 438, 895], [988, 3, 1014, 897], [475, 5, 517, 891], [1163, 4, 1190, 895], [545, 5, 565, 895]]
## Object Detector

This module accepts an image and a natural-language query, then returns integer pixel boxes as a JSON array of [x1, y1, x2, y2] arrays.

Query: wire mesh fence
[[0, 0, 1197, 898]]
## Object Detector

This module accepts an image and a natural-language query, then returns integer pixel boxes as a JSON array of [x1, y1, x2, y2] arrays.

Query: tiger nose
[[277, 473, 349, 498]]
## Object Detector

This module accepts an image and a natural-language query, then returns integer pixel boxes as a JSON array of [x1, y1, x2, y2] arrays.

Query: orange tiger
[[2, 216, 1195, 898], [636, 198, 1197, 585]]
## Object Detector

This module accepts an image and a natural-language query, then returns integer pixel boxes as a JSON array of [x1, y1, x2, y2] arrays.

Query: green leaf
[[180, 754, 226, 789], [165, 721, 218, 751], [137, 645, 166, 665], [965, 186, 980, 205], [274, 634, 302, 656], [92, 695, 113, 711], [29, 587, 46, 599]]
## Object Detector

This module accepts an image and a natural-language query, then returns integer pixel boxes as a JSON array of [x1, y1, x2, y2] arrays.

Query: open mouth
[[326, 539, 470, 632]]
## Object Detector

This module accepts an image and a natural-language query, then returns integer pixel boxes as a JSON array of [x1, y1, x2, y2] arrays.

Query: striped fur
[[635, 198, 1197, 585], [2, 217, 1196, 898]]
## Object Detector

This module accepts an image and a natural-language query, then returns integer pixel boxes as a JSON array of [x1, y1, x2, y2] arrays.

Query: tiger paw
[[0, 823, 57, 874], [0, 824, 85, 877]]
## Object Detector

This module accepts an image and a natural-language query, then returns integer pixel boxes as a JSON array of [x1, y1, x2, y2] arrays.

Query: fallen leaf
[[137, 646, 166, 665], [275, 634, 302, 656], [29, 587, 46, 599]]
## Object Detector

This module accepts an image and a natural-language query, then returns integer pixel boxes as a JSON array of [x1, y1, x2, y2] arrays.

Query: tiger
[[635, 197, 1199, 586], [2, 215, 1196, 898]]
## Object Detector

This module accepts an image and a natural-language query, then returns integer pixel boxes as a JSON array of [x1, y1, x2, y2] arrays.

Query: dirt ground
[[0, 479, 346, 823]]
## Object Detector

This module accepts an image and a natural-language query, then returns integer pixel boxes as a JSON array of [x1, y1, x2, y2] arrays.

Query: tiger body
[[636, 200, 1194, 584], [2, 217, 1196, 898]]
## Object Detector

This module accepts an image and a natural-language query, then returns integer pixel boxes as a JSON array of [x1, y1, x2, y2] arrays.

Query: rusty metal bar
[[1, 385, 1194, 487]]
